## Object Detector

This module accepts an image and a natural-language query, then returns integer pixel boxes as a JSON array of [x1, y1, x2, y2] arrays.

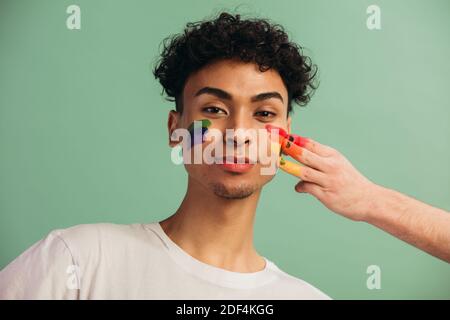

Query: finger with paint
[[266, 125, 333, 187], [280, 136, 304, 163], [265, 124, 309, 178], [265, 124, 309, 148], [279, 157, 303, 178]]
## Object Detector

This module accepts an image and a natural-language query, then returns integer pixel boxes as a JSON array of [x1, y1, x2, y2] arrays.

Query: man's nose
[[225, 132, 250, 147], [224, 112, 254, 147]]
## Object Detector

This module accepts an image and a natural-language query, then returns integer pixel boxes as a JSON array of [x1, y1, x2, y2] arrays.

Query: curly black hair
[[153, 12, 318, 115]]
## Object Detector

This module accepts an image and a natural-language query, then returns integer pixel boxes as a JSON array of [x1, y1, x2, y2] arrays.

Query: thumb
[[295, 181, 307, 193], [295, 181, 323, 200]]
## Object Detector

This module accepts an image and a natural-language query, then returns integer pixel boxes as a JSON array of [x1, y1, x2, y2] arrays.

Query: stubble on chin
[[210, 181, 256, 200]]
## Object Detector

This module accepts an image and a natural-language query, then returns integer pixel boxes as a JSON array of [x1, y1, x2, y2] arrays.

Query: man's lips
[[217, 156, 255, 173], [219, 162, 254, 173]]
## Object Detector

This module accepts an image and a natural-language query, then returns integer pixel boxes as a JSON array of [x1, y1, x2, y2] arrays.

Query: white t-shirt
[[0, 222, 330, 299]]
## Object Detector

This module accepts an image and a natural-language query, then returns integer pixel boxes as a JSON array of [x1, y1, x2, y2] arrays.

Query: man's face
[[168, 58, 291, 199]]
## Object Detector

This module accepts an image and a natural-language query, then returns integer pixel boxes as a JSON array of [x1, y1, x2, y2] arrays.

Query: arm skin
[[278, 135, 450, 263], [365, 184, 450, 263]]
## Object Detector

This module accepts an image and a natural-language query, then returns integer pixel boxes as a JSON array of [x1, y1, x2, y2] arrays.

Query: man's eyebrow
[[194, 87, 232, 100], [194, 86, 284, 103], [250, 91, 284, 103]]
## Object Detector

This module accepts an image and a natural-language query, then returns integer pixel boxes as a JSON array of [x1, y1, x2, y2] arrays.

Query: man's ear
[[168, 110, 181, 147]]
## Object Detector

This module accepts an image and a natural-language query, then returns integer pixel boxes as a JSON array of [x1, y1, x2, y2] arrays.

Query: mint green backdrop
[[1, 0, 449, 299]]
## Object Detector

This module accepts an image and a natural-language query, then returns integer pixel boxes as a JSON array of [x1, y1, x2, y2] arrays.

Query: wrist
[[361, 183, 388, 223]]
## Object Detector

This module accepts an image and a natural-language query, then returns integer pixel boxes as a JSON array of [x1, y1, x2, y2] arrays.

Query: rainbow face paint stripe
[[187, 119, 211, 147]]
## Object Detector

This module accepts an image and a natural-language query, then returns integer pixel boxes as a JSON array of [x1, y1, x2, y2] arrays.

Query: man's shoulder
[[49, 222, 160, 260], [53, 222, 142, 240], [267, 261, 331, 300]]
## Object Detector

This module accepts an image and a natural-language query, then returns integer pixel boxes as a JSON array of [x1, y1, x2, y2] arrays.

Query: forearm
[[364, 184, 450, 263]]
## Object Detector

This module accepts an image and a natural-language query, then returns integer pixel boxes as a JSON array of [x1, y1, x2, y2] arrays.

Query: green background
[[1, 0, 449, 299]]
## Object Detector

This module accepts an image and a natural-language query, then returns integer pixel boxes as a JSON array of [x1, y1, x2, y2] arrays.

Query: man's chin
[[210, 182, 257, 200]]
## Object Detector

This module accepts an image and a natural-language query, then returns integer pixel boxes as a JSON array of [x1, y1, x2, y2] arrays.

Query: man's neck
[[159, 177, 266, 273]]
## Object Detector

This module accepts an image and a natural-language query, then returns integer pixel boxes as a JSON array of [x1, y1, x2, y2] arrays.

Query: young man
[[0, 12, 330, 299], [2, 11, 448, 300]]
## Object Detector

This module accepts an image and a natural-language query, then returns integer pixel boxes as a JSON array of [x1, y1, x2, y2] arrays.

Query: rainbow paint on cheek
[[187, 119, 211, 147]]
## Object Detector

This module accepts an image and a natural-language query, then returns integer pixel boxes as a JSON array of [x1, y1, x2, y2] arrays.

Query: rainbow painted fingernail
[[265, 124, 309, 147], [281, 138, 303, 162], [289, 134, 309, 148]]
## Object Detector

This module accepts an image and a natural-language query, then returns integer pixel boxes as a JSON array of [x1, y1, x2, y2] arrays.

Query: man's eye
[[203, 106, 227, 114], [255, 110, 276, 118]]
